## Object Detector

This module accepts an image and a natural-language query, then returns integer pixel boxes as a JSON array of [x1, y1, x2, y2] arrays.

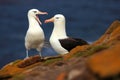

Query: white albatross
[[45, 14, 88, 55], [25, 9, 48, 59]]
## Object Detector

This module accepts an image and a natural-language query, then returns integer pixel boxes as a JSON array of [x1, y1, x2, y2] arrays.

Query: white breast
[[49, 14, 69, 54], [25, 24, 44, 50], [50, 36, 68, 55]]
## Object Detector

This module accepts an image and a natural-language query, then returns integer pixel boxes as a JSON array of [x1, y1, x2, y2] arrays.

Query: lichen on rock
[[0, 20, 120, 80]]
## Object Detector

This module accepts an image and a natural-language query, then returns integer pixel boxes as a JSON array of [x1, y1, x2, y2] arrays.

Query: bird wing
[[59, 38, 88, 51]]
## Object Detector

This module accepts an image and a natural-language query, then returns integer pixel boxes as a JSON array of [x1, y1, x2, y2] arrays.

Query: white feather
[[24, 9, 45, 58], [50, 14, 69, 54]]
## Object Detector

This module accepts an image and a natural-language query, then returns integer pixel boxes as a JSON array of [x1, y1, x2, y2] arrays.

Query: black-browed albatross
[[45, 14, 88, 55], [25, 9, 48, 59]]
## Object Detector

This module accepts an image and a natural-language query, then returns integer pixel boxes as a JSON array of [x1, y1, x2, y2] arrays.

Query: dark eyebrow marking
[[56, 17, 59, 19], [33, 11, 37, 13]]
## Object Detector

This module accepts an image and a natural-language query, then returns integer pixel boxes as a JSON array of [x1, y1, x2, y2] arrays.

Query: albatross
[[45, 14, 88, 55], [25, 9, 48, 59]]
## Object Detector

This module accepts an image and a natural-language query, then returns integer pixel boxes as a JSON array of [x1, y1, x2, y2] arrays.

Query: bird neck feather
[[28, 16, 40, 28], [51, 21, 67, 38]]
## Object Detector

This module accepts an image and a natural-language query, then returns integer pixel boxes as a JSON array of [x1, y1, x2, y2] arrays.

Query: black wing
[[59, 38, 88, 51]]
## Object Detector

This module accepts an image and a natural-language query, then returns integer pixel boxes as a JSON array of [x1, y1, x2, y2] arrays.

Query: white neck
[[51, 21, 68, 39], [28, 16, 40, 28]]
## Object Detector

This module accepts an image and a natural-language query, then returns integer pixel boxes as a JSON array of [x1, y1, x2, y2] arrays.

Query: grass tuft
[[12, 74, 25, 80], [43, 58, 63, 65], [12, 60, 22, 66], [75, 44, 109, 57]]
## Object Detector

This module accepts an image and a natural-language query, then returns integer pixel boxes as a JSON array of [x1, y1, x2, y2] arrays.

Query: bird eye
[[33, 11, 37, 13], [56, 17, 59, 19]]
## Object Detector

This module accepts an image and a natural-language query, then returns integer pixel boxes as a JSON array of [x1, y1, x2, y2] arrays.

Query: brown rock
[[87, 42, 120, 78], [0, 61, 24, 79], [63, 45, 89, 60], [93, 20, 120, 45], [1, 20, 120, 80], [56, 72, 67, 80], [17, 55, 42, 68], [87, 20, 120, 78]]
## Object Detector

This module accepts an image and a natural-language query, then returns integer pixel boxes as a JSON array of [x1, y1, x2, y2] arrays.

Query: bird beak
[[35, 11, 48, 25], [44, 17, 54, 23], [38, 11, 48, 15]]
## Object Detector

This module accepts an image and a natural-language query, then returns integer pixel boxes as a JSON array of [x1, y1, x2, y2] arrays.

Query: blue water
[[0, 0, 120, 68]]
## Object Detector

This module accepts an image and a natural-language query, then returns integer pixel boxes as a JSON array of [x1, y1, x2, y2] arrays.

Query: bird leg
[[39, 52, 43, 59], [24, 50, 29, 59]]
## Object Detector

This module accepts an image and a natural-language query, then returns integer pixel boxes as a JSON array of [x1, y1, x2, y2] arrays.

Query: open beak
[[44, 17, 54, 23], [35, 11, 48, 25]]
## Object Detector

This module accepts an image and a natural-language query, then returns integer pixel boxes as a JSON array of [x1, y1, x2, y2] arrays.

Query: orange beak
[[44, 17, 54, 23], [38, 11, 48, 15], [35, 11, 48, 25]]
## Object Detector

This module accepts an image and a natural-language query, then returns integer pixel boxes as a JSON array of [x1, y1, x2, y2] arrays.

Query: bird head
[[44, 14, 65, 24], [28, 9, 48, 25]]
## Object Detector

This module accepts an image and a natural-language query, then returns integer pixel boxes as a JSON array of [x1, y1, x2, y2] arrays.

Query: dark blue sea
[[0, 0, 120, 68]]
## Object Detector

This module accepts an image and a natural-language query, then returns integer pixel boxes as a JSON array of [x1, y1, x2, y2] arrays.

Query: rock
[[87, 20, 120, 79], [56, 72, 67, 80], [63, 45, 89, 60], [87, 43, 120, 78], [17, 55, 43, 68], [93, 20, 120, 45], [56, 57, 96, 80], [1, 20, 120, 80], [0, 60, 24, 80]]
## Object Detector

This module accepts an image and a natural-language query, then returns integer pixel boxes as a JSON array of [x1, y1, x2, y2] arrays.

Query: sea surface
[[0, 0, 120, 68]]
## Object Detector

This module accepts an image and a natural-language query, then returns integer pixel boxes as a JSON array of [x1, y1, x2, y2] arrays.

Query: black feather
[[59, 38, 88, 51]]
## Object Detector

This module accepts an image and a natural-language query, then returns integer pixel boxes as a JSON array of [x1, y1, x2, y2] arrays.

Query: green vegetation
[[43, 58, 63, 65], [75, 44, 109, 57], [12, 60, 22, 66], [12, 74, 25, 80]]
